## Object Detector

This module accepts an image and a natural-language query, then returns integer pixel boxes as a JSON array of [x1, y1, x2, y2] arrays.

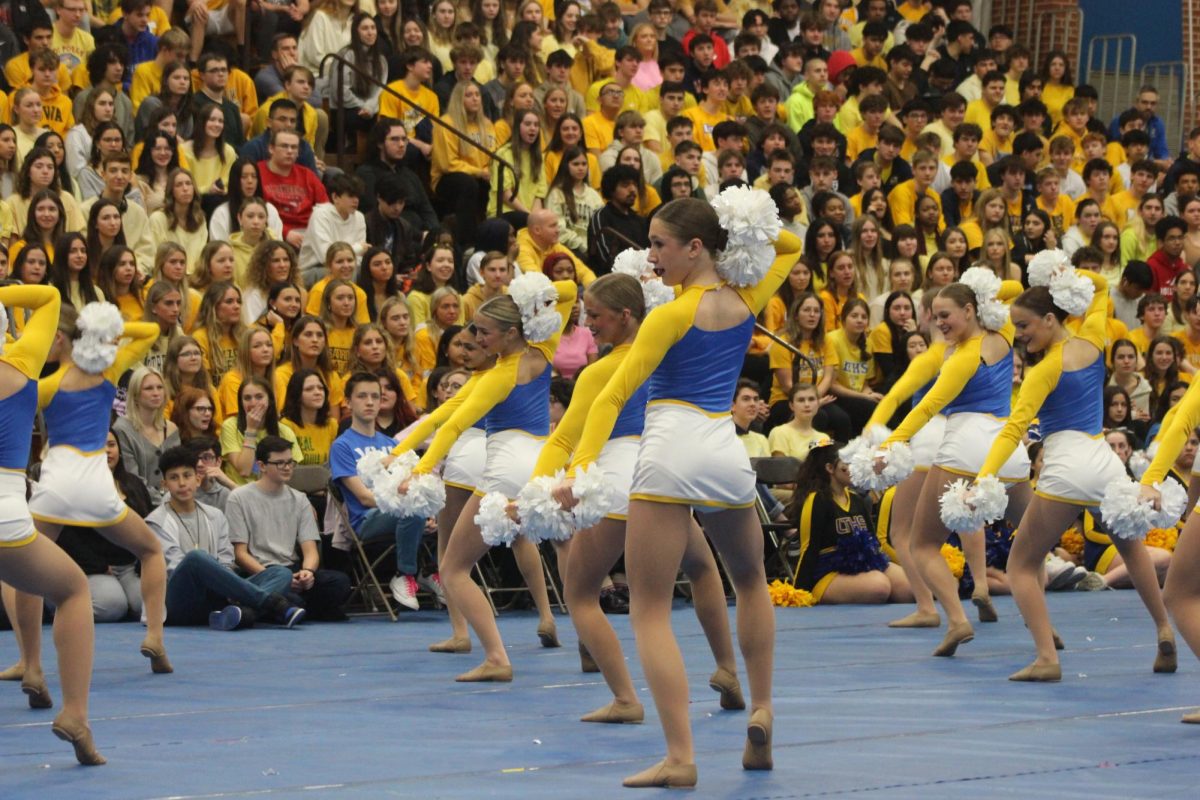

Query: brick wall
[[989, 0, 1082, 71]]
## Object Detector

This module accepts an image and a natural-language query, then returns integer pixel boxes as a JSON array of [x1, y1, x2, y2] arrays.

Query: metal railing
[[1140, 61, 1188, 153], [317, 51, 518, 215], [1085, 34, 1139, 127], [1033, 7, 1084, 72]]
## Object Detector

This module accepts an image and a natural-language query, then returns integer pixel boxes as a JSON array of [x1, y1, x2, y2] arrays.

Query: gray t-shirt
[[226, 482, 319, 568]]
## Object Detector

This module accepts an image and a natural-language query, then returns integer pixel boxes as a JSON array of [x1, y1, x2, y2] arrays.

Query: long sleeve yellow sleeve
[[530, 280, 579, 362], [106, 321, 160, 381], [391, 370, 486, 455], [977, 272, 1107, 479], [1073, 271, 1108, 350], [412, 353, 520, 474], [531, 345, 625, 479], [735, 231, 803, 315], [1143, 378, 1200, 485], [0, 284, 59, 379], [885, 336, 983, 445], [865, 341, 946, 429], [978, 347, 1061, 479]]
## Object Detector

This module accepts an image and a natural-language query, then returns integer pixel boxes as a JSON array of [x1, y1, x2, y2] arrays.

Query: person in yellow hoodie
[[462, 250, 510, 322], [431, 81, 495, 253], [22, 51, 74, 138], [228, 197, 277, 287]]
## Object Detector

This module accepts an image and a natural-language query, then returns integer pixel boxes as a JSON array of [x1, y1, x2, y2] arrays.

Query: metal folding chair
[[326, 480, 398, 622], [750, 457, 802, 579]]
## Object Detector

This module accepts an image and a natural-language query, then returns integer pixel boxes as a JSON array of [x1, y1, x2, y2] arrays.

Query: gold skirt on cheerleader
[[595, 436, 640, 520], [29, 447, 129, 527], [443, 427, 486, 491], [630, 402, 756, 512], [1036, 430, 1128, 506], [935, 412, 1030, 482], [0, 471, 36, 545], [911, 413, 947, 470], [478, 429, 546, 499]]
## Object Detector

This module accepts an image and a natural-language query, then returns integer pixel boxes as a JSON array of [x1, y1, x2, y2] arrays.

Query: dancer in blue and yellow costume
[[876, 270, 1032, 658], [1135, 355, 1200, 720], [969, 258, 1174, 681], [0, 285, 105, 764], [860, 299, 968, 627], [553, 194, 801, 788], [10, 303, 173, 684], [392, 276, 577, 682], [522, 271, 743, 725], [390, 345, 560, 655]]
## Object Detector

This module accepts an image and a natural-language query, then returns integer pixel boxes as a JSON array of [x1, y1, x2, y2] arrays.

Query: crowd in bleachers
[[1, 0, 1197, 628]]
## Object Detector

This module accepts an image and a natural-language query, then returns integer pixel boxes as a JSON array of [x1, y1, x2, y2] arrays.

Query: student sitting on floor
[[147, 445, 307, 630], [225, 435, 352, 620], [790, 439, 914, 605]]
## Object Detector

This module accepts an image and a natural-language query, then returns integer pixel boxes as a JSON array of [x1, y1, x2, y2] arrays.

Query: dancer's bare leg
[[1164, 511, 1200, 698], [441, 494, 511, 678], [511, 535, 557, 636], [909, 468, 974, 654], [682, 519, 737, 675], [1, 535, 104, 764], [0, 582, 26, 679], [888, 473, 939, 626], [430, 486, 471, 649], [96, 513, 170, 673], [1007, 497, 1080, 674], [564, 519, 641, 714]]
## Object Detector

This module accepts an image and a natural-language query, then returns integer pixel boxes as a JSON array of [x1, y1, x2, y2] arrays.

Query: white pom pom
[[716, 241, 777, 288], [476, 491, 521, 546], [1027, 249, 1071, 288], [1128, 451, 1149, 480], [1037, 259, 1094, 317], [958, 267, 1009, 331], [1100, 479, 1188, 541], [77, 301, 124, 340], [939, 475, 1009, 533], [570, 463, 619, 530], [509, 271, 558, 314], [846, 442, 913, 491], [611, 248, 653, 279], [398, 472, 447, 519], [0, 302, 8, 355], [355, 449, 392, 490], [71, 338, 118, 374], [641, 278, 675, 311], [1154, 479, 1188, 530], [938, 478, 979, 533], [710, 186, 783, 287], [515, 473, 575, 544], [370, 462, 408, 515], [521, 306, 562, 343], [839, 425, 891, 467]]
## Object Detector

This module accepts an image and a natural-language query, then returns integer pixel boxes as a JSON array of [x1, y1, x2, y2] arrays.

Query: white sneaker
[[1074, 571, 1109, 591], [390, 574, 420, 610], [1045, 555, 1079, 591], [418, 572, 447, 605]]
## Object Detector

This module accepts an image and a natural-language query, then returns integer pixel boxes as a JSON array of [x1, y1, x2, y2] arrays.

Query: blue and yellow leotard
[[568, 233, 803, 472]]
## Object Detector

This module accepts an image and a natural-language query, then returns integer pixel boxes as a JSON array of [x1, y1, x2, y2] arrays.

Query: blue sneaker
[[209, 605, 243, 631], [280, 605, 306, 629]]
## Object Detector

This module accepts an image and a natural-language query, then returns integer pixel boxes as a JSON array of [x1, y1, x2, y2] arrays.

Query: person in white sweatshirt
[[296, 172, 370, 286]]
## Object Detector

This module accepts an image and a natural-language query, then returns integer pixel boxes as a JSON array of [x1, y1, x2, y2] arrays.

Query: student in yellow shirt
[[22, 51, 74, 138], [584, 46, 650, 114], [280, 367, 341, 466], [430, 82, 496, 252], [889, 150, 942, 228], [4, 16, 73, 92], [978, 103, 1016, 166], [130, 29, 190, 111], [1034, 166, 1075, 239], [1104, 160, 1159, 231], [582, 81, 622, 157], [681, 70, 732, 153], [819, 251, 867, 332], [768, 382, 823, 459], [941, 122, 990, 189], [964, 70, 1006, 138], [1172, 296, 1200, 371], [845, 93, 887, 162], [379, 48, 440, 160], [827, 297, 882, 432]]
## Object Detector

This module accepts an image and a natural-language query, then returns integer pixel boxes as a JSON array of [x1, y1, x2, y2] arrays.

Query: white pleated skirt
[[443, 427, 486, 491], [478, 429, 546, 499], [1036, 430, 1128, 506], [935, 412, 1030, 483], [29, 447, 128, 527]]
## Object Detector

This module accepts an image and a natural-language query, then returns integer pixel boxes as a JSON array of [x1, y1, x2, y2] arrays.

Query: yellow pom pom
[[940, 543, 965, 578], [1059, 527, 1085, 558], [768, 579, 816, 607], [1145, 527, 1179, 552]]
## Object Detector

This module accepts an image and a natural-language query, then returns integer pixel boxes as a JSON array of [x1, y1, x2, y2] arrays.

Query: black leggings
[[435, 172, 488, 249]]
